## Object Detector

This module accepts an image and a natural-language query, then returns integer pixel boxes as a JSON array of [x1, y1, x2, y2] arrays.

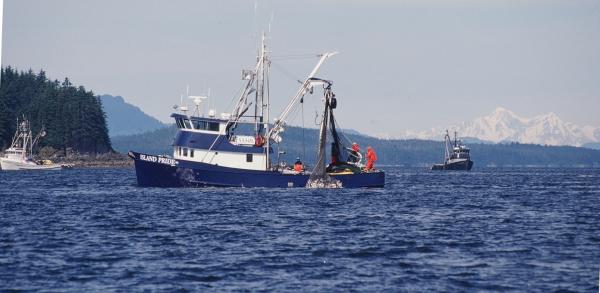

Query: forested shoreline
[[0, 67, 112, 154]]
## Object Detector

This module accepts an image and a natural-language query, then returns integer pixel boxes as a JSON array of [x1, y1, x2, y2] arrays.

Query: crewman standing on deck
[[348, 142, 361, 163], [365, 146, 377, 171], [294, 157, 304, 172]]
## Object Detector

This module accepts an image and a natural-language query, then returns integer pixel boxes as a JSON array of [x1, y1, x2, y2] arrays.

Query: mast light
[[242, 70, 255, 80]]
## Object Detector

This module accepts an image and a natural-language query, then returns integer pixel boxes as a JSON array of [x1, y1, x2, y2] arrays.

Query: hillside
[[112, 124, 600, 167], [112, 125, 177, 156], [0, 67, 111, 153], [99, 95, 166, 136]]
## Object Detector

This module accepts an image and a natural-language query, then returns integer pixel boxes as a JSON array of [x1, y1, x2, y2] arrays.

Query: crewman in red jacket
[[348, 142, 361, 163], [294, 157, 304, 172], [365, 146, 377, 171]]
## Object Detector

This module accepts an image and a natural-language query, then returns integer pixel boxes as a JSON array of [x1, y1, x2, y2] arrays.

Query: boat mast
[[454, 131, 458, 148], [255, 39, 263, 133], [11, 118, 34, 159], [444, 130, 450, 162], [251, 33, 272, 170], [261, 33, 271, 170], [27, 121, 32, 158]]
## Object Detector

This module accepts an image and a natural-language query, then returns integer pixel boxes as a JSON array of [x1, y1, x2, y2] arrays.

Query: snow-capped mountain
[[402, 107, 600, 146]]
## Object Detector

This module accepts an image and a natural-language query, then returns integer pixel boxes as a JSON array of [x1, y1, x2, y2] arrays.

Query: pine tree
[[0, 67, 112, 153]]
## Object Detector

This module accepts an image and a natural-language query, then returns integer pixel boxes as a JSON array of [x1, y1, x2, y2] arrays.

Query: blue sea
[[1, 167, 599, 292]]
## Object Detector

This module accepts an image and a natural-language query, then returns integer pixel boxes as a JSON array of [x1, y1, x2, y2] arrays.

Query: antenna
[[252, 0, 259, 42], [207, 88, 216, 117], [178, 91, 189, 114]]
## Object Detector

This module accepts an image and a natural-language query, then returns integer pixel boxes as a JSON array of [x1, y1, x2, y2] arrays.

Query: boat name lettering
[[140, 154, 177, 165]]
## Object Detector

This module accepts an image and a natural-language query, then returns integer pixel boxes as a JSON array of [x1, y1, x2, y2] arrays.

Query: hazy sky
[[3, 0, 600, 137]]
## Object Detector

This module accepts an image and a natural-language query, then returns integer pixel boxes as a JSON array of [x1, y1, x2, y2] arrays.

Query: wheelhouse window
[[207, 122, 220, 132], [190, 149, 194, 158], [176, 118, 184, 129], [189, 119, 220, 132], [194, 120, 206, 130], [183, 119, 192, 129], [183, 148, 188, 157]]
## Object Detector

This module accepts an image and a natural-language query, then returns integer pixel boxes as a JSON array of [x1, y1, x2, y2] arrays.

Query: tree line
[[0, 67, 112, 154]]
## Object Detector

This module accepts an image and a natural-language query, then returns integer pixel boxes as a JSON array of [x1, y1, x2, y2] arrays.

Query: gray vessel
[[431, 130, 473, 171]]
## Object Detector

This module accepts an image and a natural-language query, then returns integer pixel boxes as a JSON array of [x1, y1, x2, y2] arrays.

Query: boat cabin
[[451, 145, 470, 160], [170, 113, 272, 171]]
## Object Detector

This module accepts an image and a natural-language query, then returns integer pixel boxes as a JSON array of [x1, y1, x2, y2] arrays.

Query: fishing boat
[[1, 118, 63, 171], [431, 130, 474, 171], [129, 35, 384, 188]]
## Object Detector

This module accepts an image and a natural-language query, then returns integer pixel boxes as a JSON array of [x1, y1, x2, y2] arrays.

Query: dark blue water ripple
[[1, 167, 599, 291]]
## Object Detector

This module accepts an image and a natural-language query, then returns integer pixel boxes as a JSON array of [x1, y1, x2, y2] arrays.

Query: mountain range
[[99, 95, 166, 137], [401, 107, 600, 148]]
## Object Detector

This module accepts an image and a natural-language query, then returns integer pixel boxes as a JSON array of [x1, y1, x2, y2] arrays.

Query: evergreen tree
[[0, 67, 112, 154]]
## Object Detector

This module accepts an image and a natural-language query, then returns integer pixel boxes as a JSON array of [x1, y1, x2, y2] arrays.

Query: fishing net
[[306, 86, 342, 188]]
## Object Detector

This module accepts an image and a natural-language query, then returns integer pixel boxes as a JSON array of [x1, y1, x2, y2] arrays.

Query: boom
[[268, 51, 338, 141]]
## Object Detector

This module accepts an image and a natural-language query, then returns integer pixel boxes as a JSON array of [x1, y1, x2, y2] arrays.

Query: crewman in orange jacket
[[294, 157, 304, 172], [365, 146, 377, 171]]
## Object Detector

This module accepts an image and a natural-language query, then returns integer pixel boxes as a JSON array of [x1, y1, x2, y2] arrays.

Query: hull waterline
[[431, 160, 473, 171]]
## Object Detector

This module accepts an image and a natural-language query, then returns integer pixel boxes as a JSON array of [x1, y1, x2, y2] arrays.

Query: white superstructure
[[1, 118, 62, 171]]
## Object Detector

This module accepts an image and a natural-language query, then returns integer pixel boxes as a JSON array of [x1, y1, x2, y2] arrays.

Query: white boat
[[1, 118, 63, 171]]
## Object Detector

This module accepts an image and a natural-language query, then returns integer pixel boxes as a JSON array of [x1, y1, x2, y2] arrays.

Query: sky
[[2, 0, 600, 137]]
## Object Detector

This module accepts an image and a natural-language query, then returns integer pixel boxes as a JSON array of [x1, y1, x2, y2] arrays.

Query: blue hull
[[129, 151, 385, 188]]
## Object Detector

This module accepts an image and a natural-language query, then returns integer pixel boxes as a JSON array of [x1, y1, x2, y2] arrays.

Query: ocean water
[[1, 167, 599, 292]]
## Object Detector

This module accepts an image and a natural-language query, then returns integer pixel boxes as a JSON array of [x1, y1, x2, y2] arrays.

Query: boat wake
[[306, 177, 342, 189]]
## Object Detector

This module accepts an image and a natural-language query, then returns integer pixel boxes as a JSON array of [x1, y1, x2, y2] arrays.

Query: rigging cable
[[332, 114, 354, 147], [271, 61, 303, 84], [270, 53, 322, 60], [302, 97, 306, 162]]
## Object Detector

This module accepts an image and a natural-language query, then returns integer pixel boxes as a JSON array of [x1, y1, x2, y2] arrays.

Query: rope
[[332, 115, 354, 146], [302, 98, 306, 161], [271, 62, 303, 84], [270, 53, 321, 60], [224, 83, 247, 115]]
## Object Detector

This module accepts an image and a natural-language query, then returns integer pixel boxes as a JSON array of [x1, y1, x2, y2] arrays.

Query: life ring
[[255, 135, 265, 147]]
